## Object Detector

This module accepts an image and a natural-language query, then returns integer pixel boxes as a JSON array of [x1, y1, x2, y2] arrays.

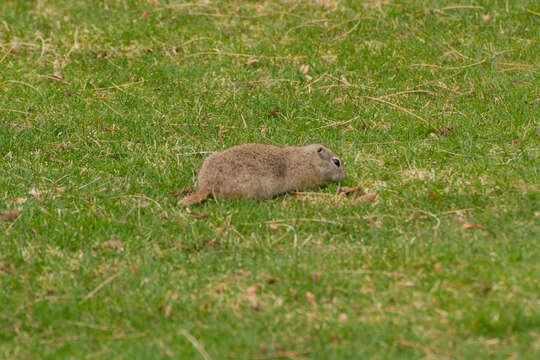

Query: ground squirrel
[[180, 143, 345, 206]]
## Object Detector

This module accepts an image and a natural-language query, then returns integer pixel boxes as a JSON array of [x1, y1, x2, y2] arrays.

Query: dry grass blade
[[80, 273, 122, 303], [522, 7, 540, 16], [40, 332, 146, 344], [313, 115, 363, 130], [359, 141, 403, 146], [121, 194, 162, 209], [378, 89, 437, 99], [361, 96, 439, 132], [463, 223, 485, 230], [179, 50, 306, 63], [179, 329, 212, 360], [400, 340, 454, 356], [357, 193, 377, 203], [437, 5, 484, 11], [410, 26, 470, 60], [0, 108, 30, 115], [410, 59, 486, 70]]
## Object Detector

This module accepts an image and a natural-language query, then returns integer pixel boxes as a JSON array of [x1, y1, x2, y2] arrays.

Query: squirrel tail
[[179, 187, 211, 206]]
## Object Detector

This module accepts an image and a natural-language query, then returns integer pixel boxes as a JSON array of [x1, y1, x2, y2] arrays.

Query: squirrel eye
[[317, 147, 323, 153], [332, 158, 341, 167]]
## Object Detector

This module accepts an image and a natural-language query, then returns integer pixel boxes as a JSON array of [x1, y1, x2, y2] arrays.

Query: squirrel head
[[304, 144, 346, 183]]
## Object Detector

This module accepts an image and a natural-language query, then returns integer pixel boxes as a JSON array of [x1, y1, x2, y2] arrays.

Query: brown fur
[[180, 143, 345, 206]]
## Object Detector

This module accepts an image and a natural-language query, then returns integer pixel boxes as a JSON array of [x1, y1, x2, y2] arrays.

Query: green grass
[[1, 0, 539, 358]]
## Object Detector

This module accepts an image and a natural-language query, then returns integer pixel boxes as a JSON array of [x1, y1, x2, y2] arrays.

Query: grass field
[[1, 0, 539, 358]]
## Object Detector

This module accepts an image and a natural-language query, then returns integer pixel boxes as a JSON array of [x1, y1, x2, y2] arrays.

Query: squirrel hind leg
[[179, 187, 212, 206]]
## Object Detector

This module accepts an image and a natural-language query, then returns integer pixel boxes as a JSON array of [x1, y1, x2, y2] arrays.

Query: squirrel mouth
[[333, 172, 345, 182]]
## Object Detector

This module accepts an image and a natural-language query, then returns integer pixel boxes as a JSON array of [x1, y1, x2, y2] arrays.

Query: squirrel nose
[[332, 158, 341, 167]]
